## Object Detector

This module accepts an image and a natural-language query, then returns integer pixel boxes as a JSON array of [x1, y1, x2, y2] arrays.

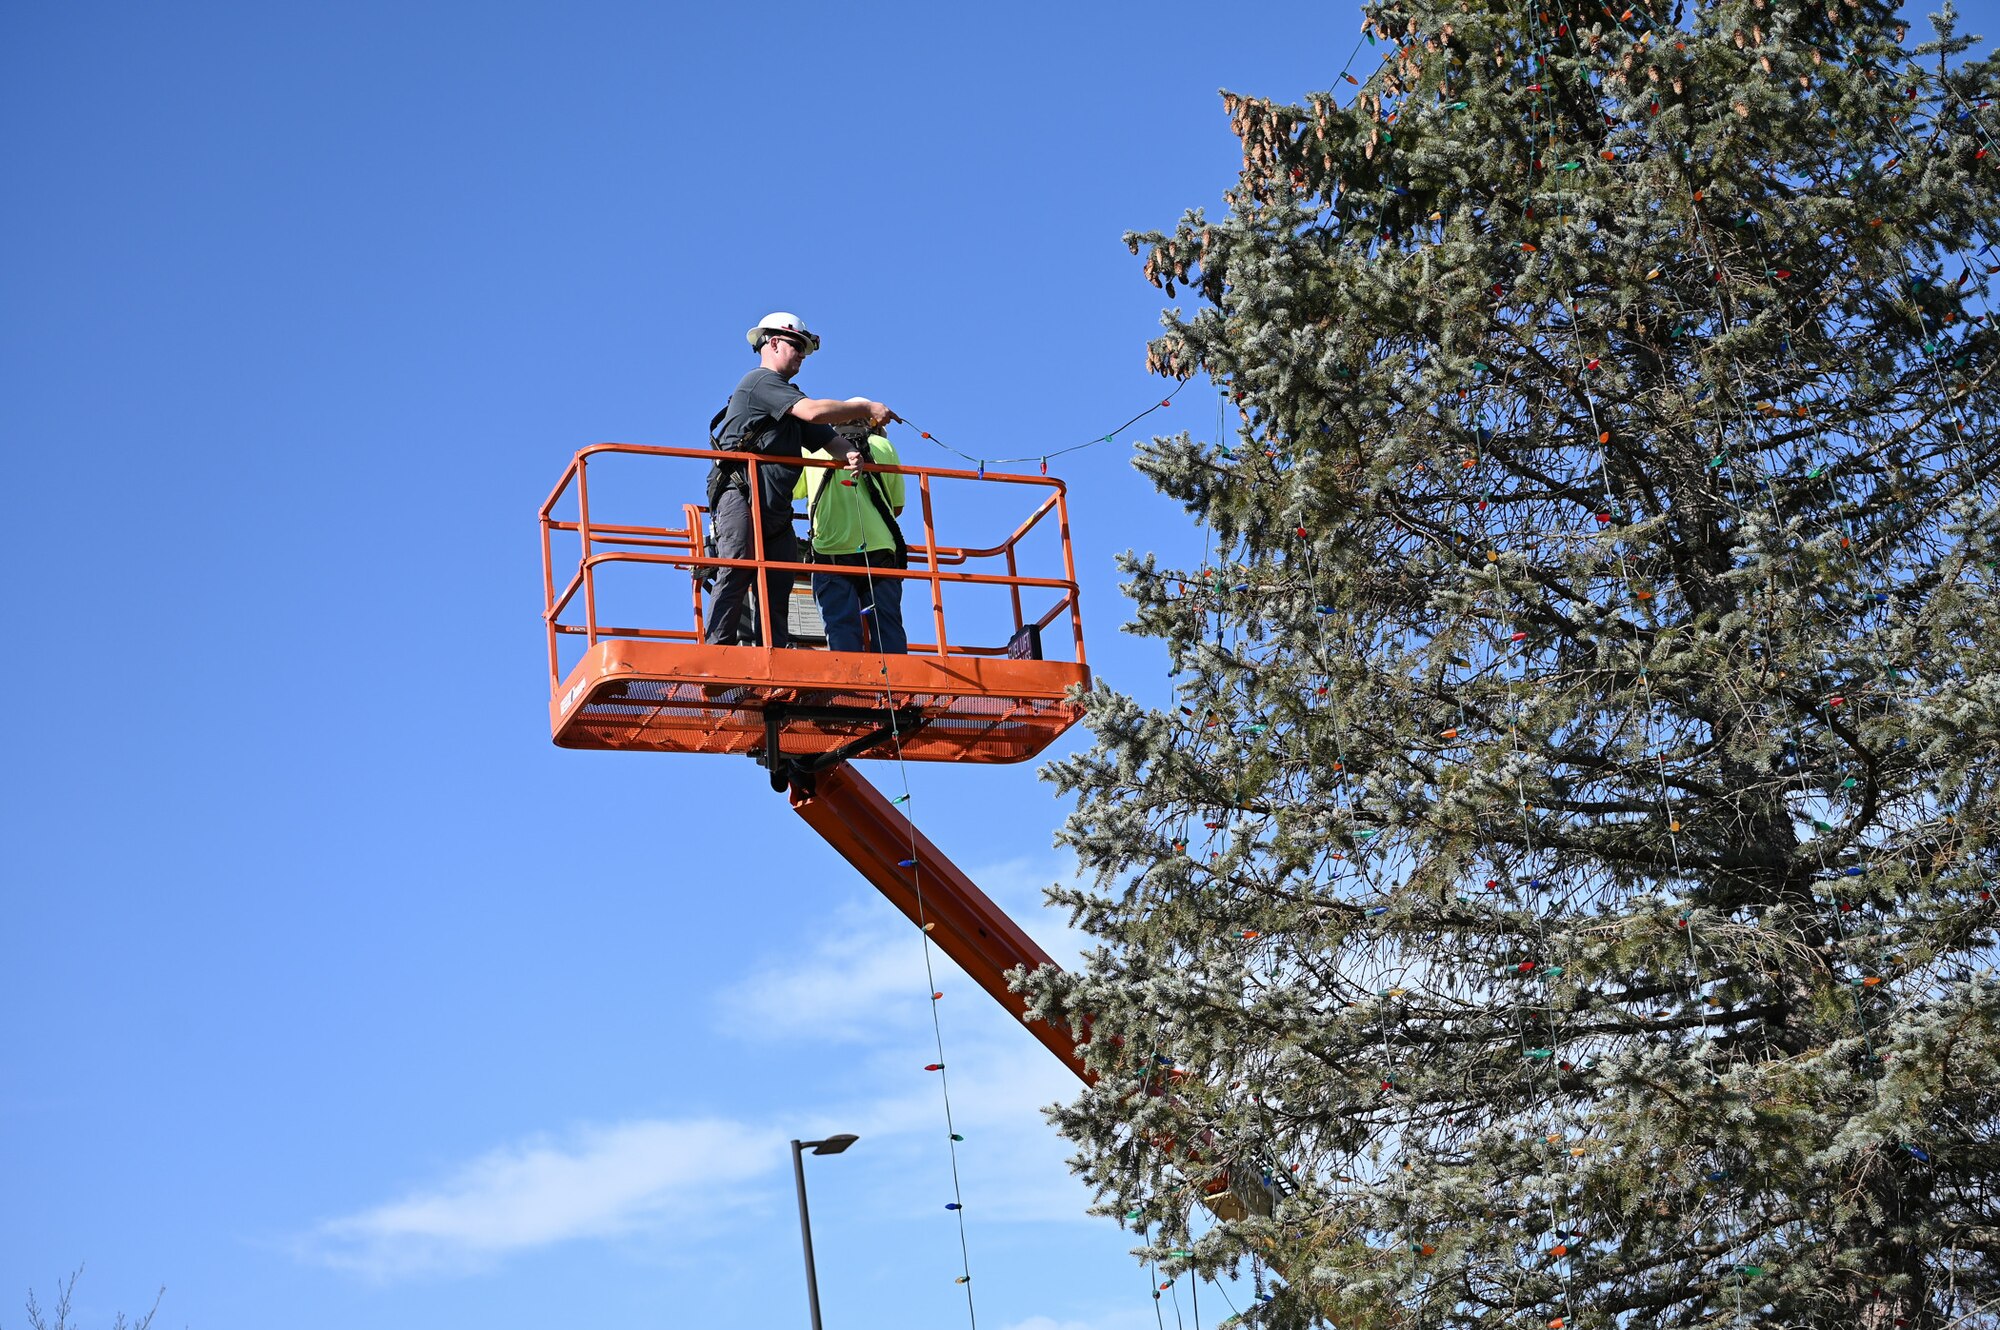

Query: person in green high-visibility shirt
[[796, 419, 908, 653]]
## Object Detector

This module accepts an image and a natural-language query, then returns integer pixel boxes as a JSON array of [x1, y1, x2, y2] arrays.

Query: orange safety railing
[[539, 443, 1087, 700]]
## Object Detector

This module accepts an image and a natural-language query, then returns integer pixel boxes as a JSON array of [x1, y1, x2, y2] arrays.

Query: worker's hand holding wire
[[846, 396, 897, 430]]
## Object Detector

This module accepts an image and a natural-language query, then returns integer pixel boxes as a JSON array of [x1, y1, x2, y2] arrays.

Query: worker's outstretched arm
[[790, 397, 895, 427]]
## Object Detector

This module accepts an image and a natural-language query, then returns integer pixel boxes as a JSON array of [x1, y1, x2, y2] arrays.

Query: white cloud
[[718, 900, 967, 1042], [717, 855, 1094, 1046], [304, 1117, 780, 1279], [301, 1064, 1103, 1285], [999, 1312, 1157, 1330], [307, 853, 1116, 1284]]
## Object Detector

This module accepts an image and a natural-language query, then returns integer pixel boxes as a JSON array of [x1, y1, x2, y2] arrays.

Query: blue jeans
[[812, 552, 907, 654]]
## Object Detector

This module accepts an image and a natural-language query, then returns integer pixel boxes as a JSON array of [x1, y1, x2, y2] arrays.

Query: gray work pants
[[704, 485, 798, 647]]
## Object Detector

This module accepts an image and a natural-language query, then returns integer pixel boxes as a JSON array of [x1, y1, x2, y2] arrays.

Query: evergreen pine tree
[[1022, 0, 2000, 1324]]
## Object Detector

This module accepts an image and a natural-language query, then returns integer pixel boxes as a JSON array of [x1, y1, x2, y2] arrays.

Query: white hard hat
[[747, 311, 821, 354]]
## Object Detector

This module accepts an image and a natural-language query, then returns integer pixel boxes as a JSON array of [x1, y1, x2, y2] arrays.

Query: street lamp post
[[790, 1133, 859, 1330]]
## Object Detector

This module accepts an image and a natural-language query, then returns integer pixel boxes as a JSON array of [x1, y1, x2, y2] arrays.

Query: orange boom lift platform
[[540, 442, 1288, 1218], [541, 442, 1093, 1072]]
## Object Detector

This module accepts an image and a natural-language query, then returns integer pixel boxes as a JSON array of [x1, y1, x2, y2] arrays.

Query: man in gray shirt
[[706, 312, 895, 647]]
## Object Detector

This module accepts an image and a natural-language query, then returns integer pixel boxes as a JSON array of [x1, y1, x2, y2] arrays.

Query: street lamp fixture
[[805, 1133, 859, 1156], [791, 1133, 860, 1330]]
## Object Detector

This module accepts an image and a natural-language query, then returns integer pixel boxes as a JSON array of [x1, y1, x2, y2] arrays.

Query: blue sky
[[0, 4, 1340, 1329], [5, 3, 1996, 1328]]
